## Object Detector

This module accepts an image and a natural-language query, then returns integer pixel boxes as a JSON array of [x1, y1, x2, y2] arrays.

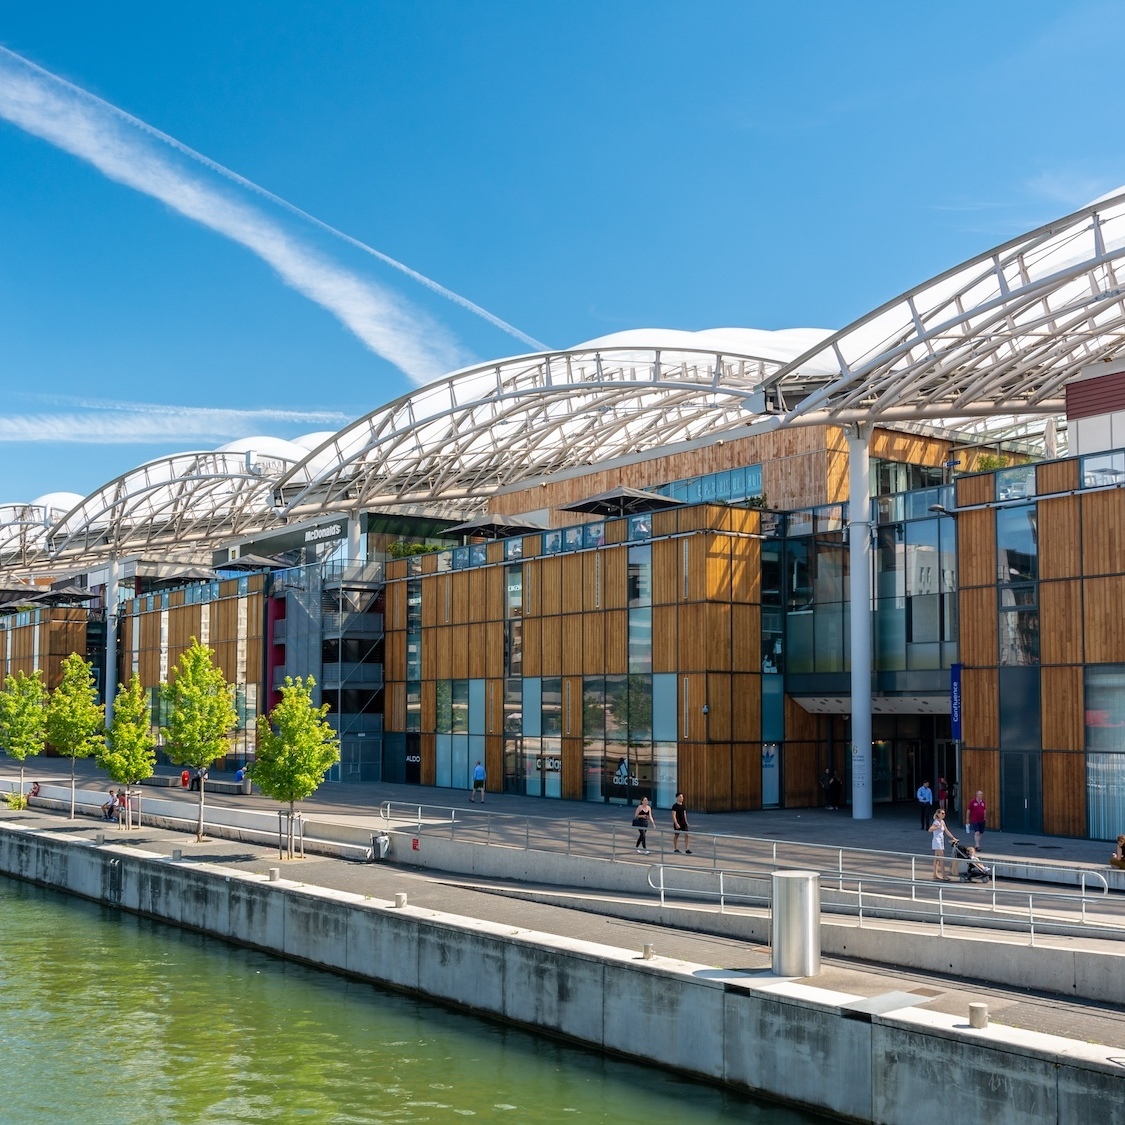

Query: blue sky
[[2, 1, 1124, 502]]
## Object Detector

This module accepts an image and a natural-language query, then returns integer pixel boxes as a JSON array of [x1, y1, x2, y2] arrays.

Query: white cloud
[[0, 47, 470, 384], [0, 400, 351, 444]]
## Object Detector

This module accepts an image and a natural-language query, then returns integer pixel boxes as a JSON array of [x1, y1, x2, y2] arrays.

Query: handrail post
[[838, 850, 843, 892], [719, 870, 725, 913], [567, 821, 572, 856], [1029, 895, 1035, 946], [712, 834, 717, 870], [660, 866, 665, 906], [857, 881, 863, 927], [939, 886, 945, 937], [525, 819, 529, 851]]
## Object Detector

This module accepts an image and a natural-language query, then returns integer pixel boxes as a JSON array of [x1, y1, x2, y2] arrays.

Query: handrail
[[644, 862, 1125, 943], [378, 799, 1115, 893]]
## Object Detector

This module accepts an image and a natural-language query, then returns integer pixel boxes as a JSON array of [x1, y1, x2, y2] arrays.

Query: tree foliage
[[160, 638, 238, 840], [100, 675, 156, 786], [251, 676, 339, 814], [0, 670, 47, 796], [46, 653, 106, 819]]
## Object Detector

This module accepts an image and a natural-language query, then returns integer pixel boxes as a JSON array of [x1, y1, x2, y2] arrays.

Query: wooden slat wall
[[561, 554, 584, 614], [485, 566, 505, 621], [1036, 458, 1079, 495], [486, 679, 503, 737], [387, 580, 406, 630], [1039, 581, 1082, 665], [485, 734, 503, 792], [731, 673, 761, 742], [485, 621, 504, 681], [706, 674, 732, 742], [421, 680, 436, 731], [563, 676, 584, 740], [541, 616, 561, 676], [602, 547, 627, 608], [604, 611, 627, 674], [959, 587, 998, 666], [1084, 576, 1125, 662], [961, 748, 999, 829], [583, 614, 605, 674], [707, 535, 732, 600], [523, 617, 542, 677], [731, 743, 762, 810], [540, 557, 562, 616], [561, 615, 583, 676], [1082, 489, 1125, 575], [730, 535, 760, 602], [678, 604, 706, 672], [421, 732, 436, 786], [957, 508, 997, 587], [583, 552, 602, 612], [386, 682, 406, 731], [1041, 666, 1083, 751], [652, 538, 679, 604], [452, 624, 470, 679], [956, 473, 994, 507], [1038, 497, 1081, 579], [652, 606, 677, 673], [1041, 752, 1086, 837], [962, 668, 998, 748], [783, 742, 818, 807]]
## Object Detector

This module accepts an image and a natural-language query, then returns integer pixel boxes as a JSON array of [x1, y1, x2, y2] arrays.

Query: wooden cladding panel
[[561, 554, 584, 614], [386, 581, 406, 631], [1039, 581, 1083, 665], [1081, 489, 1125, 576], [676, 742, 706, 811], [421, 679, 436, 732], [602, 547, 628, 609], [676, 739, 733, 812], [486, 542, 504, 565], [539, 557, 562, 616], [730, 536, 760, 604], [706, 744, 733, 812], [420, 732, 436, 787], [783, 741, 819, 808], [1040, 666, 1083, 752], [706, 535, 732, 601], [561, 614, 584, 676], [522, 534, 541, 559], [421, 551, 438, 574], [732, 603, 760, 671], [705, 602, 732, 670], [960, 748, 999, 828], [468, 568, 487, 624], [958, 587, 998, 667], [1038, 496, 1081, 580], [467, 623, 487, 680], [522, 616, 542, 677], [706, 674, 731, 741], [604, 518, 627, 544], [451, 624, 470, 680], [732, 743, 762, 810], [731, 674, 761, 742], [962, 668, 998, 748], [387, 559, 407, 581], [679, 674, 706, 740], [436, 626, 453, 682], [386, 681, 406, 731], [652, 538, 680, 605], [957, 508, 997, 588], [1084, 575, 1125, 663], [421, 575, 442, 628], [604, 610, 627, 674], [956, 473, 994, 508], [1037, 458, 1078, 495], [485, 565, 505, 622], [563, 676, 584, 739], [484, 621, 505, 681], [652, 509, 678, 537], [522, 560, 540, 618], [583, 613, 605, 674], [583, 552, 603, 612], [486, 679, 503, 737], [486, 734, 503, 792], [784, 694, 819, 742], [452, 571, 471, 625], [681, 537, 709, 602], [540, 615, 561, 676], [1041, 752, 1086, 837], [678, 603, 706, 672], [419, 628, 438, 680], [652, 606, 677, 673]]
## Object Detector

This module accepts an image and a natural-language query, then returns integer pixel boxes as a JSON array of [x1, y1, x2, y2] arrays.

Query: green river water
[[0, 878, 824, 1124]]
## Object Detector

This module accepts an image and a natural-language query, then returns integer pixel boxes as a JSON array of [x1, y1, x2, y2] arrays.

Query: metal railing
[[644, 862, 1123, 945], [377, 800, 1114, 895]]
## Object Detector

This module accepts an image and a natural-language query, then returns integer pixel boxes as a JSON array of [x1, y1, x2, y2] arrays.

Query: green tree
[[45, 653, 106, 819], [160, 638, 238, 841], [0, 670, 47, 800], [250, 676, 339, 858], [99, 675, 157, 828]]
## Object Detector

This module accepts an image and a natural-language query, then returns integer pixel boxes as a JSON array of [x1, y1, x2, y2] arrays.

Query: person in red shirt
[[967, 791, 987, 850]]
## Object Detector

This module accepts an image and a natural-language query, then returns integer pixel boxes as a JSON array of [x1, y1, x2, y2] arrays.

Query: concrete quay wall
[[1, 821, 1121, 1125]]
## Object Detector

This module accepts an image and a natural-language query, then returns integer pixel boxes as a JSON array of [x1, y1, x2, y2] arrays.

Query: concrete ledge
[[1, 820, 1121, 1125]]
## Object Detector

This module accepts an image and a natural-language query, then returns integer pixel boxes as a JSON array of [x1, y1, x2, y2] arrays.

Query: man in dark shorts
[[671, 792, 691, 854], [471, 760, 486, 802]]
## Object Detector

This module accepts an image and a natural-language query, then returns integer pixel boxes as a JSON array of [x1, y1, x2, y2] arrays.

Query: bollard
[[268, 867, 280, 882], [171, 849, 182, 862], [771, 870, 821, 977], [94, 833, 104, 845], [968, 1003, 989, 1029], [642, 943, 655, 960], [394, 892, 408, 909]]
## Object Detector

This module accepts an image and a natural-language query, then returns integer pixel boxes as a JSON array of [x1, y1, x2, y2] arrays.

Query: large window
[[1085, 666, 1125, 839]]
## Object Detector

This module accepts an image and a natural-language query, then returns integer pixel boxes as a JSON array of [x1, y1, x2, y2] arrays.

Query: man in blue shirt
[[917, 780, 934, 830], [471, 761, 486, 803]]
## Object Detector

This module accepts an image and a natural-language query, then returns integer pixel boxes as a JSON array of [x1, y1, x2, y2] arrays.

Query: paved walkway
[[6, 755, 1119, 869], [3, 801, 1124, 1053]]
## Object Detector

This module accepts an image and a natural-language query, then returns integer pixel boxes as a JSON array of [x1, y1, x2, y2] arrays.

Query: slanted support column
[[347, 514, 364, 563], [104, 554, 119, 728], [848, 426, 873, 820]]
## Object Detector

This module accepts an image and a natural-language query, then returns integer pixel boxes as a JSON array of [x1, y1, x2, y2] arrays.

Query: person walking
[[937, 776, 949, 813], [929, 809, 956, 880], [632, 797, 653, 854], [671, 792, 691, 854], [470, 760, 486, 802], [916, 779, 934, 830], [967, 790, 987, 850]]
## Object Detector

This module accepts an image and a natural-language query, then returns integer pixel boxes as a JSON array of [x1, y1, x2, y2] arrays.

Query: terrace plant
[[45, 653, 105, 819]]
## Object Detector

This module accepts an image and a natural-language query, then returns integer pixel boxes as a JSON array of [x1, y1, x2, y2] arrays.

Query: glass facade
[[1085, 666, 1125, 838]]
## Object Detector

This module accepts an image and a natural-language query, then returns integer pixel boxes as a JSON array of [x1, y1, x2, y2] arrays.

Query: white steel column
[[104, 555, 119, 728], [347, 514, 363, 563], [848, 426, 873, 820]]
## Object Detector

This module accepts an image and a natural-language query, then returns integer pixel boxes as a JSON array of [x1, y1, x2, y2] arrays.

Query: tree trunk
[[70, 756, 76, 820], [196, 775, 206, 841], [19, 764, 24, 800], [289, 799, 296, 860]]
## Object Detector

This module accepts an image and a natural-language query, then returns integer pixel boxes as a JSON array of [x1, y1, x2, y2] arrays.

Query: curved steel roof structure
[[6, 187, 1125, 575]]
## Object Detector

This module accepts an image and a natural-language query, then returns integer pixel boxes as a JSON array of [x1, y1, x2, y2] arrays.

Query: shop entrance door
[[1001, 750, 1042, 835]]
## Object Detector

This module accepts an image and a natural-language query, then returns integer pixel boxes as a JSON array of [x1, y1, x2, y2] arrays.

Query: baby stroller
[[952, 840, 991, 883]]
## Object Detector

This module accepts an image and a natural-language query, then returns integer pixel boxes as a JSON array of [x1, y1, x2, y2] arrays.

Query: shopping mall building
[[4, 193, 1125, 842]]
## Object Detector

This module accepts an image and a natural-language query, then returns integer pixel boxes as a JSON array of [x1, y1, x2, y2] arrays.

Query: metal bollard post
[[394, 892, 408, 909], [172, 849, 182, 862], [268, 868, 280, 881], [968, 1003, 989, 1029], [771, 870, 821, 977], [642, 943, 654, 960]]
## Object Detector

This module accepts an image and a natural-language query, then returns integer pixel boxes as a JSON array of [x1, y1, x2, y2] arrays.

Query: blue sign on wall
[[950, 663, 962, 741]]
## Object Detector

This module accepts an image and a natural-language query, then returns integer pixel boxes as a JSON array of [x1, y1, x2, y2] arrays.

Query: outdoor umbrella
[[557, 486, 685, 519], [445, 513, 548, 540]]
